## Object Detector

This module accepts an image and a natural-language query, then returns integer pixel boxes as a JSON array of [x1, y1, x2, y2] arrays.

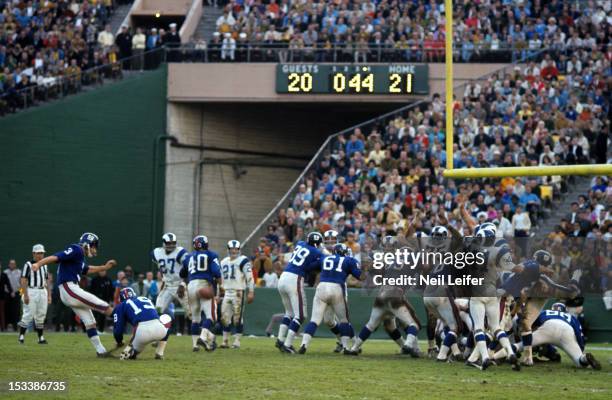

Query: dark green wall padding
[[0, 67, 167, 271], [243, 289, 612, 343]]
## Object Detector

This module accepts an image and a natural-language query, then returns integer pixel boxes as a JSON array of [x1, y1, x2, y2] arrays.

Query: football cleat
[[38, 339, 48, 345], [465, 360, 482, 370], [205, 341, 217, 352], [18, 336, 24, 344], [192, 347, 200, 352], [449, 353, 463, 362], [343, 349, 359, 356], [427, 347, 439, 358], [481, 358, 493, 370], [298, 345, 307, 354], [232, 342, 240, 349], [333, 342, 343, 353], [97, 351, 112, 358], [508, 354, 521, 371], [282, 345, 296, 354], [220, 342, 230, 349], [154, 354, 164, 360], [275, 339, 284, 351], [197, 338, 207, 348], [585, 353, 601, 370]]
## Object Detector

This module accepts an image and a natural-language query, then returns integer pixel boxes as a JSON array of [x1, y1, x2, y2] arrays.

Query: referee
[[18, 244, 50, 344]]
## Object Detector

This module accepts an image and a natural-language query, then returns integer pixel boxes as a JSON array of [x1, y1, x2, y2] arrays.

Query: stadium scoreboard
[[276, 64, 429, 95]]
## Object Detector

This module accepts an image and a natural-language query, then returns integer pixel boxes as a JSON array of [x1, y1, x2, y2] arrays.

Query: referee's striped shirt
[[22, 261, 48, 289]]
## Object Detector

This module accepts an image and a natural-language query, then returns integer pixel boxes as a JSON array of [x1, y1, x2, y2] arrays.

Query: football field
[[1, 334, 611, 399]]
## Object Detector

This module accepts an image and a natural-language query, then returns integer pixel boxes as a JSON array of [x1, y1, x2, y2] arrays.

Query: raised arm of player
[[457, 195, 478, 232], [86, 260, 117, 274], [31, 255, 59, 271]]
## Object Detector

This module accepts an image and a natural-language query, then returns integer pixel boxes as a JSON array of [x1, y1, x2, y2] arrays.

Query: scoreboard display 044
[[276, 64, 429, 95]]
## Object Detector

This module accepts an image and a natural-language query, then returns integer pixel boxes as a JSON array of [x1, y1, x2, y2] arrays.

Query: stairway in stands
[[194, 6, 224, 41], [538, 177, 593, 235], [110, 2, 134, 33]]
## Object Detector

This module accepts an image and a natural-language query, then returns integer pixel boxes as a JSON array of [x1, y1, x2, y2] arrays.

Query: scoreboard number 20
[[287, 72, 313, 93]]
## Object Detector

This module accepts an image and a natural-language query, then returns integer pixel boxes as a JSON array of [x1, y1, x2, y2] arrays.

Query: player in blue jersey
[[31, 233, 116, 357], [113, 287, 171, 360], [513, 303, 601, 370], [497, 250, 579, 366], [296, 244, 363, 354], [276, 231, 324, 352], [181, 235, 222, 352]]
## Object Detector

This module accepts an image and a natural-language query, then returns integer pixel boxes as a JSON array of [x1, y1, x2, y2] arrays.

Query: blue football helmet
[[534, 250, 552, 267], [79, 232, 99, 257], [119, 287, 136, 302], [307, 231, 323, 247], [333, 243, 349, 256], [474, 225, 496, 247], [193, 235, 209, 250], [551, 302, 567, 313]]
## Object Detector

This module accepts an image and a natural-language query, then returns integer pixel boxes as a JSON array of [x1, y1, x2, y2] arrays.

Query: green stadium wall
[[243, 289, 612, 343], [0, 67, 167, 272]]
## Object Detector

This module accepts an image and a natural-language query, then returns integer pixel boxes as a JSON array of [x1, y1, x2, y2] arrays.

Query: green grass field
[[1, 333, 611, 399]]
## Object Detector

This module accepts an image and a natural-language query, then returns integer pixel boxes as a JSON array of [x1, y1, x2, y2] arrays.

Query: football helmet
[[333, 243, 349, 256], [119, 287, 136, 302], [162, 232, 177, 253], [551, 302, 567, 313], [193, 235, 209, 251], [307, 231, 323, 247], [534, 250, 553, 267], [474, 225, 496, 247], [430, 226, 449, 249], [227, 240, 241, 257], [79, 232, 99, 257], [323, 230, 339, 248]]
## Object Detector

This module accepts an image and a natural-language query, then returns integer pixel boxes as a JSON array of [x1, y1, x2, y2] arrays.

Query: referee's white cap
[[32, 244, 45, 253]]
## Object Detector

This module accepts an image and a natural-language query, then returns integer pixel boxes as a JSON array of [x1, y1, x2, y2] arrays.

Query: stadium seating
[[0, 0, 140, 114], [203, 0, 609, 63]]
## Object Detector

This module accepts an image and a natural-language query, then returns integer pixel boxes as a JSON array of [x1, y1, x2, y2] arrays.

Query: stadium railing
[[238, 47, 560, 255], [166, 42, 587, 64]]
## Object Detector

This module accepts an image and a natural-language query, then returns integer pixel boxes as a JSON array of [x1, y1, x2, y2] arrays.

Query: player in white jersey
[[150, 233, 190, 318], [219, 240, 255, 349], [349, 238, 421, 357], [466, 224, 520, 371]]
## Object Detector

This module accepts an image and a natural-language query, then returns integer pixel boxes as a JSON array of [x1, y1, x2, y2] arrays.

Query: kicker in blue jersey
[[54, 244, 89, 284]]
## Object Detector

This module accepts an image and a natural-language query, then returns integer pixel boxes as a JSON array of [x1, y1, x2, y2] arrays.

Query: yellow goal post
[[441, 0, 611, 179]]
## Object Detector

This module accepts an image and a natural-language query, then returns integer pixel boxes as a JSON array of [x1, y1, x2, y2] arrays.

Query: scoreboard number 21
[[389, 73, 413, 94]]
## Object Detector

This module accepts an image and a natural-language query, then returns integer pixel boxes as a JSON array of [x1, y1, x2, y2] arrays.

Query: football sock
[[301, 334, 312, 348], [19, 326, 27, 336], [496, 331, 514, 356], [156, 341, 167, 356], [87, 328, 106, 354], [339, 323, 351, 349], [474, 331, 488, 361], [278, 316, 291, 341], [404, 325, 418, 348], [222, 331, 230, 343], [284, 329, 296, 347], [388, 328, 403, 348]]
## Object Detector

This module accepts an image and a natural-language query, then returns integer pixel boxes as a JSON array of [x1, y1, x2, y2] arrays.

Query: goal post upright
[[441, 0, 610, 180]]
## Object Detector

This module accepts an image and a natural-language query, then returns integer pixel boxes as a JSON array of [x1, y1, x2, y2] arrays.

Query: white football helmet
[[227, 240, 241, 257], [324, 230, 339, 248], [162, 232, 177, 253]]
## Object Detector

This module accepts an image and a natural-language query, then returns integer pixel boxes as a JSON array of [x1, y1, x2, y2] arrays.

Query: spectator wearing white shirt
[[512, 205, 531, 259], [97, 24, 114, 51], [221, 33, 236, 61], [216, 11, 236, 31], [131, 27, 146, 71]]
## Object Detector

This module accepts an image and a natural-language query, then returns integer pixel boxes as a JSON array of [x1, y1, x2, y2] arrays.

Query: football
[[197, 286, 214, 300]]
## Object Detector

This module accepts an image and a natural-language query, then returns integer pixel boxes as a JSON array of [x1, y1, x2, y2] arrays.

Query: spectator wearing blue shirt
[[345, 133, 364, 157]]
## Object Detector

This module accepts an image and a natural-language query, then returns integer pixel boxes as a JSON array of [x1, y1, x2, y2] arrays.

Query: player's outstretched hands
[[104, 260, 117, 270]]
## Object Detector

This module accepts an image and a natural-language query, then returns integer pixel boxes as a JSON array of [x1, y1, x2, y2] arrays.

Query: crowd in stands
[[249, 45, 611, 293], [206, 0, 611, 62], [0, 0, 183, 114]]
